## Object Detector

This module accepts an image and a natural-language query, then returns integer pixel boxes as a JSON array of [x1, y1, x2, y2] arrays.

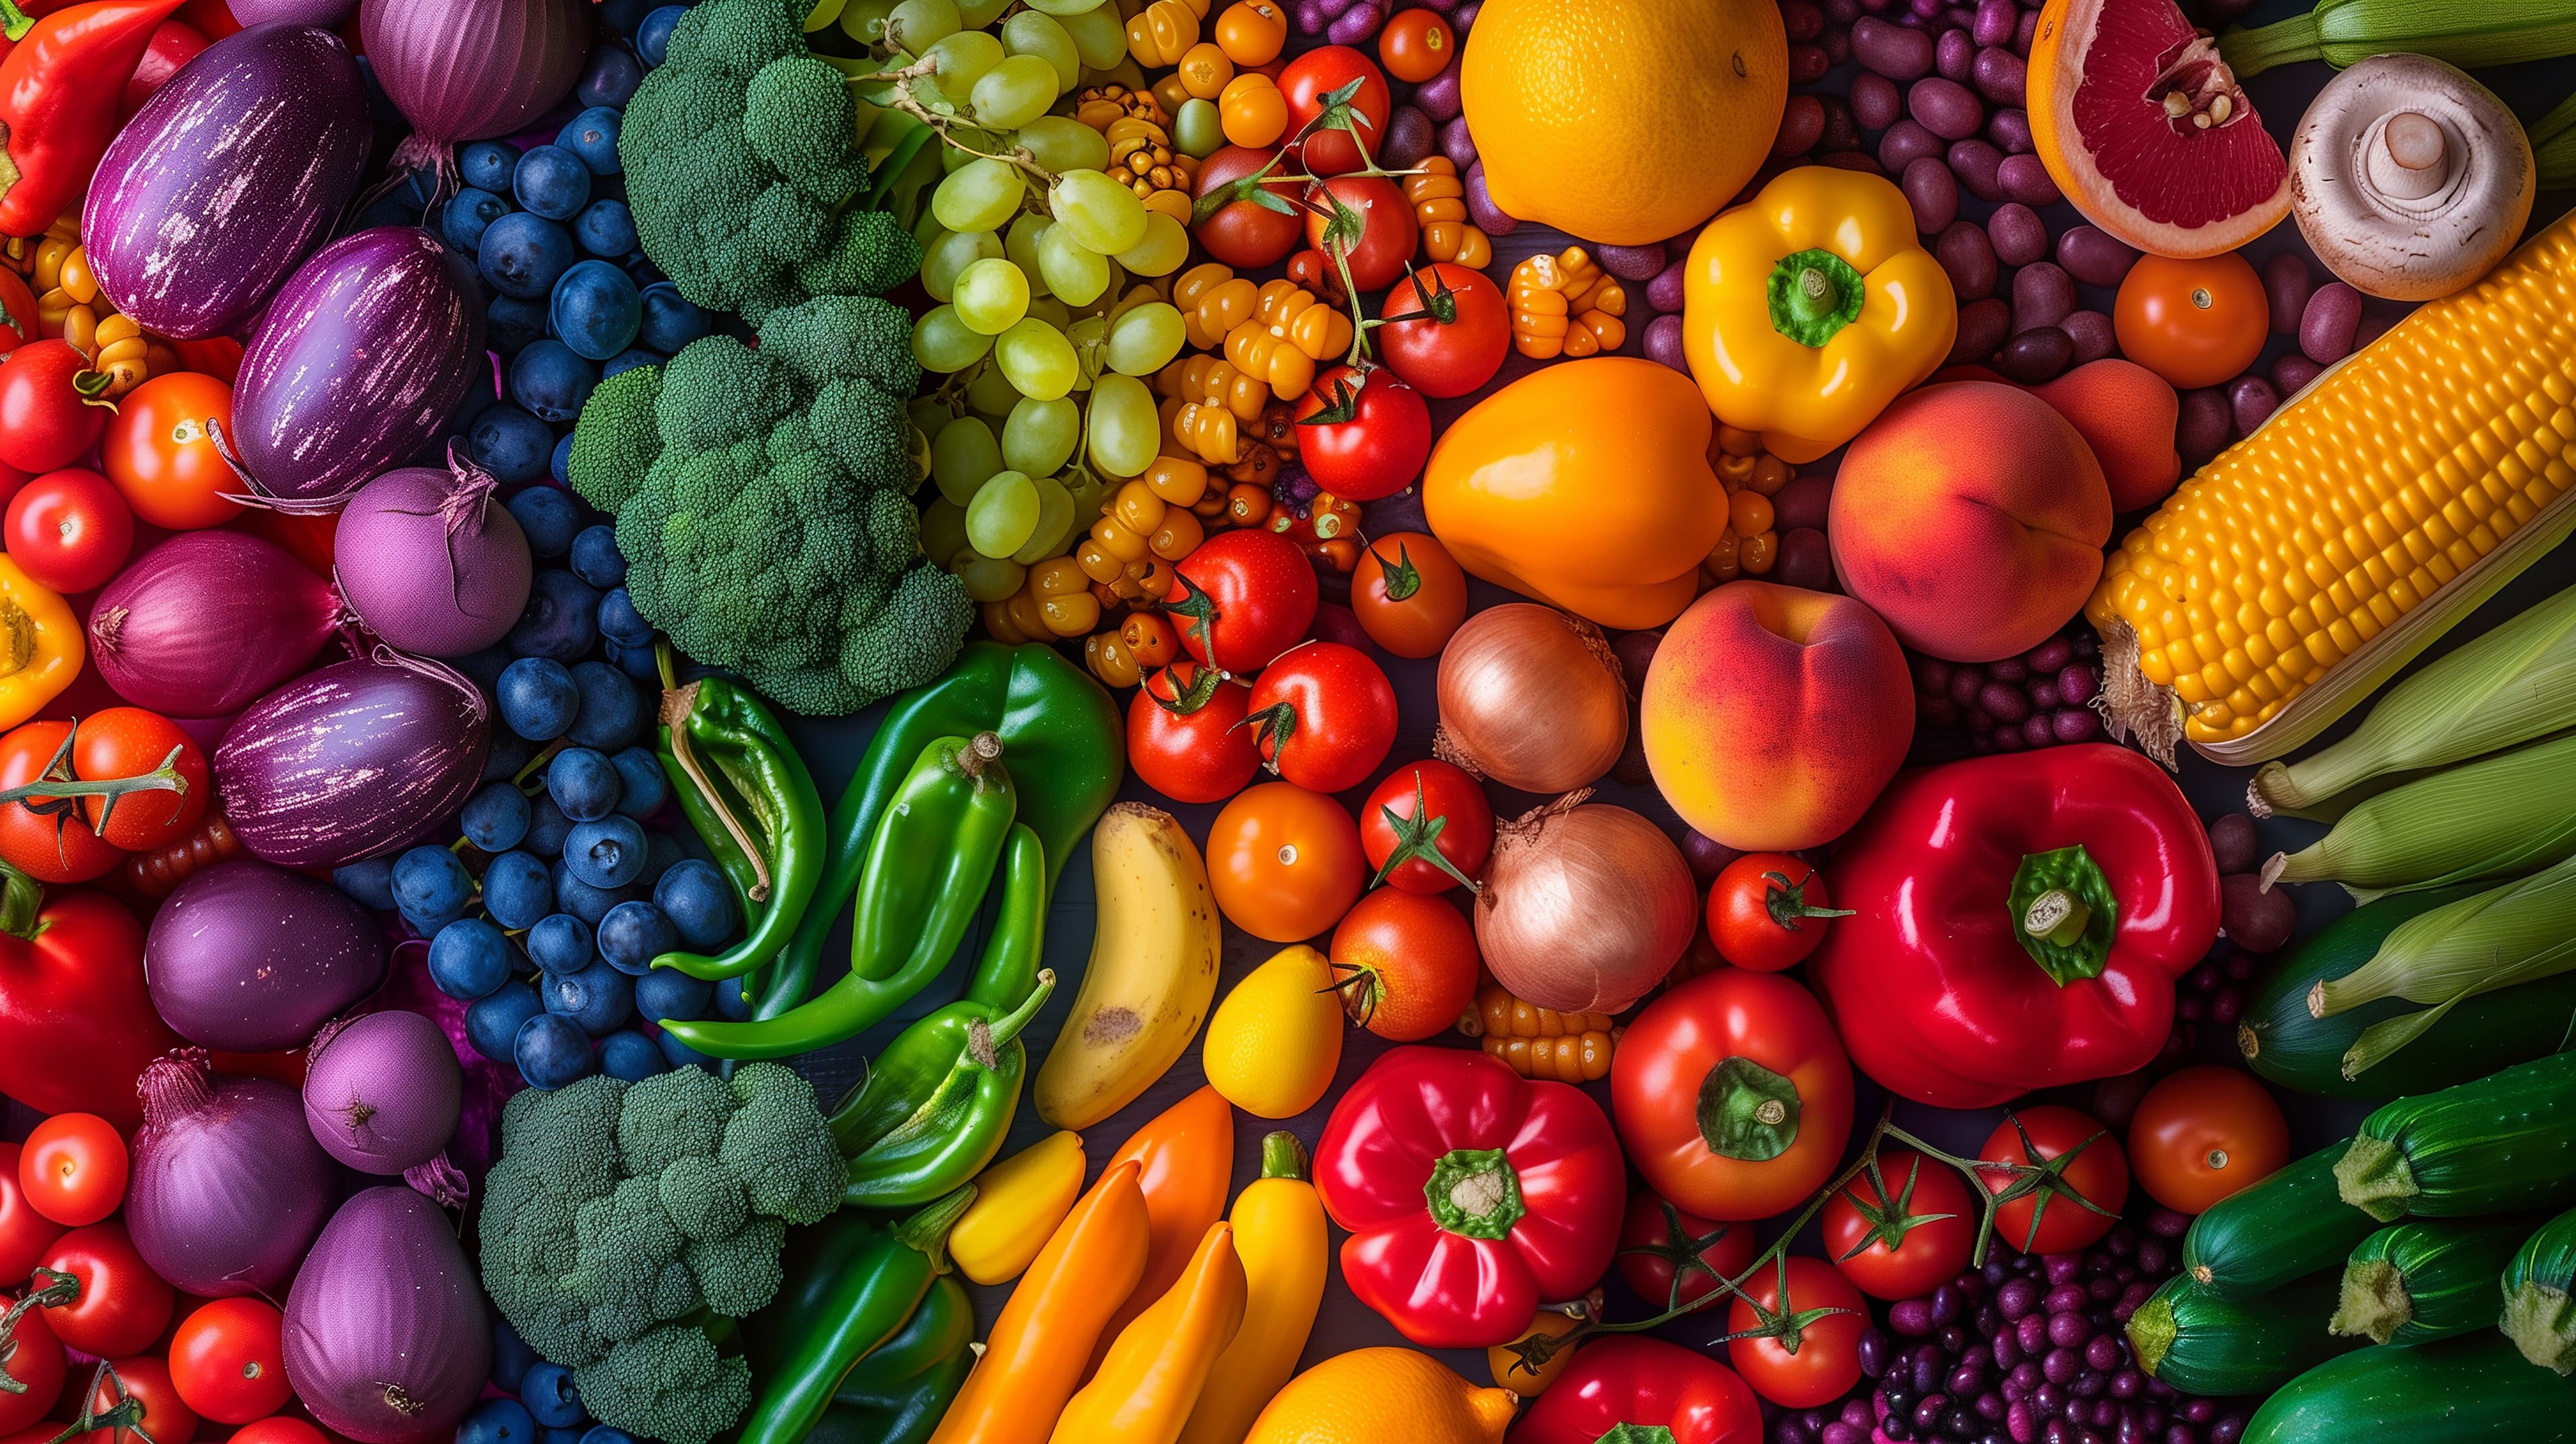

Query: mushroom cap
[[2288, 54, 2534, 302]]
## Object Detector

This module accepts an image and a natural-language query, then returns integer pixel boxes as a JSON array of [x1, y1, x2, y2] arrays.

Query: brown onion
[[1477, 793, 1696, 1015], [1435, 605, 1627, 792]]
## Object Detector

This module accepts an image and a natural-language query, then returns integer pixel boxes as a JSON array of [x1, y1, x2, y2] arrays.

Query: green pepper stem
[[0, 859, 40, 941], [952, 731, 1004, 790], [1260, 1130, 1309, 1183], [892, 1184, 979, 1272], [661, 681, 773, 902], [971, 970, 1054, 1066]]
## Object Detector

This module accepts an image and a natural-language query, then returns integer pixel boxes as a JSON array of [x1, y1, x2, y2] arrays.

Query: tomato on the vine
[[0, 1304, 64, 1435], [1377, 263, 1509, 398], [1980, 1106, 2130, 1253], [1207, 780, 1366, 942], [5, 468, 135, 595], [1377, 7, 1455, 82], [1240, 640, 1395, 792], [1293, 366, 1430, 503], [1615, 1187, 1758, 1311], [1727, 1256, 1866, 1408], [1279, 45, 1390, 176], [1822, 1148, 1976, 1300], [88, 1355, 199, 1444], [101, 372, 241, 531], [1358, 758, 1491, 893], [19, 1112, 126, 1226], [0, 340, 112, 476], [1350, 532, 1466, 658], [1127, 662, 1263, 805], [0, 719, 121, 882], [38, 1223, 175, 1359], [2127, 1065, 2290, 1215], [2113, 253, 2268, 390], [1190, 144, 1305, 269], [1327, 886, 1477, 1041], [71, 707, 211, 851], [0, 1142, 63, 1282], [168, 1298, 290, 1425], [1303, 173, 1415, 293], [1167, 527, 1317, 672], [1707, 854, 1851, 972], [1613, 968, 1855, 1221]]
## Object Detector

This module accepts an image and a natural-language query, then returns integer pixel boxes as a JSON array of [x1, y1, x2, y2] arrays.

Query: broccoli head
[[573, 1324, 753, 1444]]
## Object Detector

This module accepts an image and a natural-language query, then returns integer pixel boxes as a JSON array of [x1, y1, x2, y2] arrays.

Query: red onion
[[127, 1051, 338, 1298], [303, 1011, 462, 1175], [335, 447, 533, 656], [217, 650, 491, 868], [90, 532, 344, 717], [1476, 793, 1697, 1015], [147, 859, 390, 1050], [360, 0, 588, 181], [284, 1186, 490, 1443]]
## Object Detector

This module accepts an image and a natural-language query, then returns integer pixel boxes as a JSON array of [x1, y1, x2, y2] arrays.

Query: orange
[[1244, 1348, 1515, 1444], [1457, 0, 1786, 246]]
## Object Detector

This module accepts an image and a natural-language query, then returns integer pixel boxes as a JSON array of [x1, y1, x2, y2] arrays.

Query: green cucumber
[[2127, 1271, 2361, 1394], [2331, 1213, 2542, 1345], [2245, 1333, 2576, 1443], [2338, 1051, 2576, 1221], [2503, 1204, 2576, 1372], [2183, 1142, 2383, 1298], [2239, 888, 2576, 1098]]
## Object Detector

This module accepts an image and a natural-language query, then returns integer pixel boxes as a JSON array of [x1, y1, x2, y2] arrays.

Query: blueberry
[[508, 484, 582, 558], [333, 856, 397, 910], [654, 859, 738, 949], [429, 919, 514, 1000], [468, 982, 545, 1063], [468, 405, 553, 487], [526, 913, 594, 974], [550, 432, 576, 488], [636, 5, 687, 64], [548, 260, 641, 364], [477, 212, 575, 301], [443, 188, 514, 254], [525, 795, 576, 857], [638, 828, 683, 885], [400, 898, 474, 939], [604, 637, 660, 682], [598, 0, 657, 35], [460, 141, 521, 195], [483, 851, 555, 930], [458, 1396, 535, 1444], [541, 1428, 582, 1444], [447, 366, 502, 432], [445, 643, 515, 697], [509, 339, 598, 424], [547, 746, 623, 822], [508, 569, 601, 662], [484, 729, 537, 783], [596, 588, 653, 649], [573, 200, 638, 260], [601, 348, 660, 380], [637, 282, 708, 354], [596, 899, 676, 975], [544, 959, 635, 1036], [566, 814, 648, 889], [657, 1028, 712, 1069], [491, 1319, 539, 1394], [460, 781, 533, 852], [516, 1011, 597, 1088], [551, 860, 645, 925], [566, 664, 643, 752], [555, 109, 625, 180], [497, 656, 580, 740], [611, 747, 667, 819], [623, 251, 666, 289], [513, 145, 592, 221], [714, 974, 757, 1021], [576, 41, 644, 107], [635, 965, 713, 1022], [576, 1425, 638, 1444], [392, 845, 476, 918], [592, 1029, 663, 1082], [484, 295, 550, 360]]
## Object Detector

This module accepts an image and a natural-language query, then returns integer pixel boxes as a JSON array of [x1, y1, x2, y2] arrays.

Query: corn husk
[[2309, 850, 2576, 1076], [2541, 90, 2576, 191], [2263, 733, 2576, 902]]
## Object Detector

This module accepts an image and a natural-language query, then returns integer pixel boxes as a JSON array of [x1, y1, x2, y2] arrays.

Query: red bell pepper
[[0, 0, 191, 238], [0, 866, 178, 1130], [1313, 1045, 1624, 1349], [1807, 744, 2219, 1108], [1512, 1336, 1764, 1444]]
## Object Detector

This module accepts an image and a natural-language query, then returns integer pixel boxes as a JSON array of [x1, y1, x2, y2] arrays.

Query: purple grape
[[1951, 297, 2009, 363], [1326, 0, 1381, 42], [1999, 152, 2061, 205], [1293, 0, 1328, 31], [1988, 203, 2047, 265], [1989, 655, 2027, 684], [1415, 62, 1462, 121], [2260, 251, 2311, 336], [1951, 138, 2006, 200], [1855, 14, 1937, 75], [2015, 7, 2039, 49], [1462, 159, 1514, 233], [1938, 25, 1976, 80], [1903, 156, 1961, 233], [1644, 313, 1687, 372], [1988, 105, 2035, 154], [1648, 258, 1688, 313], [2063, 309, 2116, 366], [1996, 327, 2073, 384], [1894, 1298, 1939, 1336], [1775, 526, 1833, 590], [1380, 105, 1436, 170], [2301, 282, 2362, 364], [1861, 1327, 1898, 1378], [2229, 374, 2280, 437], [2085, 1337, 2122, 1372], [1912, 76, 1985, 139], [2019, 713, 2052, 747], [2177, 389, 2230, 465], [1937, 221, 1998, 299], [1451, 0, 1477, 29], [1776, 92, 1828, 157], [2013, 262, 2076, 332], [1855, 70, 1904, 129], [2056, 226, 2139, 287], [2271, 352, 2322, 399], [2057, 664, 2099, 707], [1880, 117, 1946, 172], [2000, 1278, 2043, 1319], [1596, 240, 1667, 282], [1776, 474, 1833, 529], [1973, 44, 2025, 105], [1974, 0, 2017, 43], [1439, 114, 1478, 170], [2016, 1313, 2049, 1353], [2220, 873, 2295, 952]]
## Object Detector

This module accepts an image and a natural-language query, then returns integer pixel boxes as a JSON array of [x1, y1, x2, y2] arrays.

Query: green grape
[[966, 470, 1040, 557], [1106, 301, 1187, 376], [906, 393, 958, 440], [932, 416, 1005, 505], [1004, 214, 1054, 295], [804, 0, 847, 32], [932, 157, 1024, 234], [1085, 373, 1159, 478], [920, 495, 971, 565], [1063, 467, 1110, 525], [953, 256, 1032, 335], [1003, 395, 1081, 476], [1026, 294, 1074, 331], [970, 53, 1061, 132], [1000, 10, 1081, 92], [885, 0, 957, 49], [959, 365, 1019, 425], [1112, 210, 1189, 278], [839, 0, 896, 41], [1017, 115, 1110, 176], [921, 228, 1002, 302], [1058, 5, 1128, 68], [994, 317, 1080, 401], [1050, 169, 1149, 256], [1023, 0, 1106, 13], [912, 305, 995, 372], [1172, 98, 1224, 158], [928, 30, 1004, 95], [955, 552, 1026, 603], [957, 0, 1010, 24], [1035, 223, 1111, 307], [1011, 475, 1078, 564], [1066, 312, 1107, 379]]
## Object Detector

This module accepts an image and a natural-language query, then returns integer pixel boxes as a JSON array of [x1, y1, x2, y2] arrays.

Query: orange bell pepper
[[1087, 1084, 1237, 1376]]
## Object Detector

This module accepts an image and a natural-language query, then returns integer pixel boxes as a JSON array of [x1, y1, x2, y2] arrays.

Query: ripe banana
[[1036, 803, 1224, 1129]]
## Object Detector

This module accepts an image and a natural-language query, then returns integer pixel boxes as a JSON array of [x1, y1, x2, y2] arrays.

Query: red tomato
[[1327, 886, 1479, 1041], [1350, 532, 1466, 659], [1190, 144, 1306, 269], [1377, 263, 1510, 398], [71, 708, 211, 852], [1821, 1149, 1977, 1300], [0, 1141, 63, 1282], [5, 468, 134, 594], [1240, 640, 1395, 793], [19, 1113, 126, 1226], [1377, 7, 1455, 82], [1126, 662, 1262, 805], [87, 1356, 197, 1444], [121, 20, 209, 119], [1167, 528, 1317, 672], [1615, 1188, 1758, 1311], [1207, 781, 1367, 942], [1707, 854, 1850, 972], [168, 1298, 290, 1425], [1303, 173, 1415, 293], [1292, 365, 1430, 502], [0, 720, 124, 882], [0, 342, 111, 476], [227, 1421, 325, 1444], [1358, 758, 1491, 894], [1727, 1257, 1866, 1408], [1980, 1106, 2131, 1253], [38, 1223, 174, 1359], [0, 1306, 64, 1435], [0, 271, 37, 360], [1279, 46, 1391, 175], [99, 372, 241, 531], [2127, 1065, 2290, 1215]]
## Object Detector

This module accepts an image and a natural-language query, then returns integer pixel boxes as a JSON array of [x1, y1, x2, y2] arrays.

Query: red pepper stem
[[1423, 1146, 1523, 1241], [0, 858, 41, 941], [0, 0, 31, 44]]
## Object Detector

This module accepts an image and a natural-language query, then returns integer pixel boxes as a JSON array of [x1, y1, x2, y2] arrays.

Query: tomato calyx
[[1981, 1111, 2121, 1253], [1712, 1254, 1861, 1358], [1368, 540, 1423, 600], [47, 1359, 148, 1444], [1762, 869, 1853, 932], [1297, 370, 1365, 425], [1368, 772, 1481, 892], [1697, 1055, 1803, 1162], [1385, 265, 1460, 327], [1192, 166, 1302, 227], [1831, 1154, 1961, 1264], [1616, 1198, 1743, 1312], [1423, 1145, 1524, 1241], [1597, 1427, 1680, 1444], [1165, 585, 1221, 657], [1145, 660, 1228, 717], [0, 1266, 78, 1392], [1233, 701, 1301, 772]]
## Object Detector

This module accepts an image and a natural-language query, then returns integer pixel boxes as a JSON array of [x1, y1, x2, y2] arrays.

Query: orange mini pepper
[[1086, 1084, 1236, 1375], [1051, 1223, 1248, 1444]]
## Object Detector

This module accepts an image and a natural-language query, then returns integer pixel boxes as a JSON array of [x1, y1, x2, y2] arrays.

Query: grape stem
[[862, 56, 1063, 192]]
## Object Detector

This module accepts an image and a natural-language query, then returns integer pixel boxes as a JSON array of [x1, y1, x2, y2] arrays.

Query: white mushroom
[[2288, 54, 2533, 302]]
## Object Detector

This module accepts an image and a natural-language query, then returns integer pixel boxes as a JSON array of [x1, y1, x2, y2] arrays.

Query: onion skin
[[127, 1051, 338, 1298], [359, 0, 587, 164], [1435, 603, 1629, 792], [216, 652, 491, 868], [333, 454, 533, 656], [90, 532, 343, 717], [303, 1011, 463, 1174], [1477, 798, 1697, 1014], [146, 860, 388, 1050], [285, 1186, 491, 1443]]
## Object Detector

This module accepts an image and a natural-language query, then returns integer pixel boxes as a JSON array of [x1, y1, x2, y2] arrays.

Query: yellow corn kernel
[[1458, 982, 1619, 1083], [1509, 247, 1627, 360], [1403, 156, 1494, 270], [1156, 352, 1268, 422]]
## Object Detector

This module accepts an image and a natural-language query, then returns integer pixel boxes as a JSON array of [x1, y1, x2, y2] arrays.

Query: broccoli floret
[[721, 1063, 843, 1225], [839, 565, 975, 706], [659, 1155, 748, 1241], [744, 56, 861, 197], [565, 364, 665, 511], [809, 376, 916, 491], [572, 1324, 753, 1444], [618, 1064, 735, 1177], [565, 1179, 691, 1345], [756, 294, 920, 396], [793, 208, 922, 301], [686, 1216, 787, 1317], [655, 336, 792, 454]]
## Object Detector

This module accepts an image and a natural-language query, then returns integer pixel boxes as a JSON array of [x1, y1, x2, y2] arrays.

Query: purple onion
[[304, 1010, 464, 1174], [146, 860, 388, 1050], [89, 532, 345, 717], [360, 0, 587, 176], [334, 449, 535, 656], [285, 1186, 491, 1443], [127, 1051, 338, 1297], [217, 652, 492, 868]]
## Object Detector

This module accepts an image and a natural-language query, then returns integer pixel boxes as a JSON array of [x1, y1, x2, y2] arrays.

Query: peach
[[1642, 580, 1914, 852], [1828, 381, 2112, 662]]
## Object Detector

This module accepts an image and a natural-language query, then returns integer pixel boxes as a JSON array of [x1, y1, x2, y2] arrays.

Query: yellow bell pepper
[[1682, 166, 1958, 464], [1177, 1133, 1328, 1444], [0, 557, 80, 730], [1049, 1221, 1247, 1444], [951, 1130, 1087, 1286]]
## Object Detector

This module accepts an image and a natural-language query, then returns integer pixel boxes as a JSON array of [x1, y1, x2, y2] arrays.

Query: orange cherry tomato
[[101, 371, 241, 530], [1218, 72, 1289, 148], [2112, 253, 2268, 390], [1377, 7, 1456, 83], [1206, 780, 1366, 942], [19, 1113, 127, 1226], [1613, 969, 1855, 1221], [1349, 531, 1466, 658], [1727, 1257, 1866, 1408], [2126, 1065, 2290, 1215], [1214, 0, 1287, 65]]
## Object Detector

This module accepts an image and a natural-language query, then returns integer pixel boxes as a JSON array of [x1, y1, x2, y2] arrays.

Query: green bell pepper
[[649, 652, 825, 983], [812, 1274, 975, 1444], [834, 966, 1055, 1210]]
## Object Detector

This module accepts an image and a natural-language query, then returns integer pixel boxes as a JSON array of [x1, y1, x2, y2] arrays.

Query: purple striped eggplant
[[231, 226, 486, 507], [215, 651, 491, 868], [84, 24, 370, 340]]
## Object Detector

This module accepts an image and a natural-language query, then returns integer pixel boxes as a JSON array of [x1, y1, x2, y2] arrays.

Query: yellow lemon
[[1201, 943, 1343, 1119], [1245, 1348, 1515, 1444]]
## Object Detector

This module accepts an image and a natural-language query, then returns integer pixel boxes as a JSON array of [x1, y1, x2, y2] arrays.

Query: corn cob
[[2087, 206, 2576, 764], [1458, 981, 1619, 1083]]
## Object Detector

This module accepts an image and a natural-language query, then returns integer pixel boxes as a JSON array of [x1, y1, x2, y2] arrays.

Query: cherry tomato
[[0, 721, 123, 882], [1980, 1106, 2130, 1254], [167, 1298, 289, 1425], [1167, 527, 1317, 672], [1240, 639, 1396, 793], [1821, 1149, 1976, 1300], [1727, 1256, 1866, 1408], [1350, 531, 1467, 658], [1376, 262, 1510, 398], [1293, 366, 1430, 503], [1127, 662, 1263, 805], [1279, 45, 1391, 176], [39, 1223, 175, 1359], [1357, 757, 1491, 894], [1327, 886, 1478, 1041], [1615, 1187, 1758, 1311], [0, 342, 111, 476], [2113, 253, 2269, 390], [5, 469, 133, 595], [1614, 969, 1855, 1221], [99, 372, 241, 531], [227, 1421, 325, 1444], [0, 1306, 64, 1436], [87, 1356, 197, 1444], [1208, 780, 1366, 942], [0, 1141, 63, 1282], [19, 1113, 126, 1227], [1190, 144, 1306, 270], [1377, 7, 1455, 81], [1706, 854, 1850, 972], [71, 708, 211, 852], [1303, 173, 1416, 293], [0, 270, 37, 360], [1213, 0, 1286, 64], [2127, 1065, 2290, 1215]]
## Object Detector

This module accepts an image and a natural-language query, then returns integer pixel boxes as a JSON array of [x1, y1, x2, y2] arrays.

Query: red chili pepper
[[1514, 1336, 1766, 1444], [0, 0, 191, 238], [0, 864, 179, 1131]]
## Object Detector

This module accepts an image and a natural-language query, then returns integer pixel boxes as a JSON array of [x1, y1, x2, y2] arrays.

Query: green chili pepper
[[812, 1273, 975, 1444], [965, 823, 1046, 1011], [649, 649, 825, 982], [836, 968, 1055, 1210], [663, 733, 1018, 1060]]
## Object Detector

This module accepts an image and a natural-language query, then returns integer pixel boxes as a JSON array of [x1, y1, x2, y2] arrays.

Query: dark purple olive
[[1881, 117, 1947, 172], [2180, 1400, 2217, 1426], [1973, 44, 2025, 105], [2055, 226, 2138, 287], [2177, 387, 2231, 465], [1938, 25, 1976, 79], [1595, 240, 1667, 282], [1774, 474, 1834, 530], [1998, 152, 2061, 206], [1784, 0, 1824, 35], [2301, 281, 2362, 364], [2084, 1337, 2122, 1372], [1937, 221, 1998, 299], [1917, 1396, 1955, 1433], [2228, 374, 2280, 436], [1821, 94, 1862, 151], [1326, 1, 1382, 44], [1293, 0, 1328, 32], [2013, 262, 2076, 332], [1974, 0, 2016, 44], [1775, 526, 1834, 590], [1648, 258, 1688, 312], [1609, 628, 1662, 693], [1823, 1425, 1870, 1444], [1414, 62, 1462, 120], [1380, 105, 1436, 170], [1950, 138, 2007, 199], [2062, 310, 2116, 366], [2056, 664, 2099, 706], [1995, 326, 2074, 383], [2045, 1283, 2088, 1317], [1821, 148, 1886, 175], [1790, 38, 1833, 82], [1999, 1278, 2043, 1319], [1439, 113, 1479, 169], [1912, 76, 1985, 138], [1776, 93, 1828, 157], [1644, 313, 1686, 371], [1894, 1298, 1939, 1336], [1988, 105, 2035, 154], [1989, 656, 2027, 684], [2221, 873, 2296, 951], [2206, 813, 2257, 873], [1949, 665, 1986, 709], [2015, 7, 2039, 49], [2270, 351, 2322, 399], [2087, 1069, 2151, 1130], [1855, 70, 1905, 129], [1856, 15, 1937, 76], [1862, 1327, 1898, 1377], [2021, 713, 2055, 747], [1986, 203, 2046, 266], [1681, 829, 1741, 886], [2208, 1414, 2244, 1444], [1951, 297, 2010, 363], [1904, 156, 1962, 233], [2261, 251, 2311, 336]]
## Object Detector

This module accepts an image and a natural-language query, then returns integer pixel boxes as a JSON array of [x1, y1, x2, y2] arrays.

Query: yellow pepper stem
[[0, 599, 34, 678], [1768, 248, 1866, 348]]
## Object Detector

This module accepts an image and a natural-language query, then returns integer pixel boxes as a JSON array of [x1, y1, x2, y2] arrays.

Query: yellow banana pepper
[[1177, 1133, 1328, 1444], [1049, 1221, 1247, 1444], [0, 557, 80, 730], [951, 1131, 1087, 1286], [1681, 166, 1958, 464]]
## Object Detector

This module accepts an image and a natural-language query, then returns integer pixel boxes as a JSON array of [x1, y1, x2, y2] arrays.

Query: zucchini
[[2127, 1271, 2361, 1394], [2239, 887, 2576, 1098], [2503, 1204, 2576, 1373], [2245, 1333, 2576, 1443], [2337, 1051, 2576, 1221], [2331, 1213, 2542, 1345], [2183, 1141, 2382, 1298]]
